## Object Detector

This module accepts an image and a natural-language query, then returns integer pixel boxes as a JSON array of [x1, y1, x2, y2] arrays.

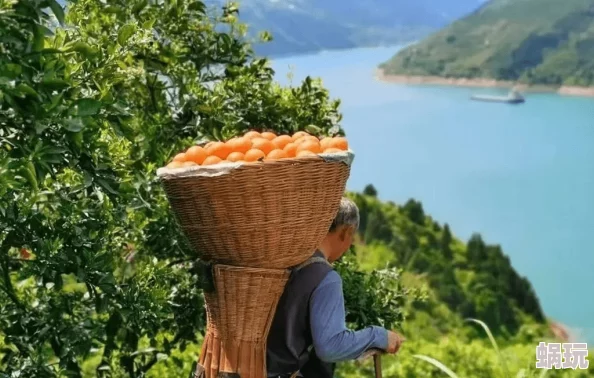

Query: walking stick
[[357, 348, 383, 378]]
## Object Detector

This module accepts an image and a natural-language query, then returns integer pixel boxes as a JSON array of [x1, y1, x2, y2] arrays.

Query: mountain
[[380, 0, 594, 87], [208, 0, 486, 57]]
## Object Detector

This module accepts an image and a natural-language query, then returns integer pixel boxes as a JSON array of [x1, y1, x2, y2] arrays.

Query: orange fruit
[[206, 141, 232, 160], [167, 161, 184, 169], [244, 130, 261, 140], [272, 135, 292, 149], [294, 135, 319, 145], [244, 149, 265, 162], [323, 147, 343, 154], [296, 150, 316, 157], [186, 146, 207, 164], [172, 153, 186, 163], [320, 137, 332, 151], [183, 161, 198, 167], [227, 151, 245, 162], [203, 155, 223, 165], [283, 142, 298, 157], [203, 141, 216, 149], [296, 139, 322, 154], [266, 149, 289, 160], [251, 138, 275, 155], [291, 131, 310, 141], [227, 137, 252, 154], [328, 137, 349, 151], [260, 131, 277, 141]]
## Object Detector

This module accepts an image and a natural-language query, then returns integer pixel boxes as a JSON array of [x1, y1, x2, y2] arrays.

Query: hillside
[[206, 0, 485, 57], [380, 0, 594, 87], [148, 188, 594, 377]]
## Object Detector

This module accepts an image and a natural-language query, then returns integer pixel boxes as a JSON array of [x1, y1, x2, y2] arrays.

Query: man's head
[[320, 197, 359, 263]]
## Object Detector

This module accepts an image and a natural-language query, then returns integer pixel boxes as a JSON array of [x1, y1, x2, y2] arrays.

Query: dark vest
[[266, 251, 333, 377]]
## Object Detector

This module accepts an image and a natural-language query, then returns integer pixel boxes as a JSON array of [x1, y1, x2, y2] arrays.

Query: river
[[271, 45, 594, 344]]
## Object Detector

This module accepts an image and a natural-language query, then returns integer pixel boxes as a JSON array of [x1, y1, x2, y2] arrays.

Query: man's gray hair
[[329, 197, 360, 232]]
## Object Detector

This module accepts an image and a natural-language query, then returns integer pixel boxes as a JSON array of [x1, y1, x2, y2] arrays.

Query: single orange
[[244, 130, 261, 140], [227, 137, 252, 154], [328, 137, 349, 151], [183, 161, 198, 167], [291, 131, 310, 141], [251, 137, 275, 155], [266, 149, 289, 160], [260, 131, 277, 141], [203, 155, 223, 165], [206, 141, 232, 160], [272, 135, 292, 149], [203, 141, 216, 149], [227, 151, 245, 162], [283, 142, 298, 157], [186, 146, 207, 164], [296, 139, 322, 154], [320, 137, 332, 151], [323, 147, 343, 154], [296, 150, 316, 157], [244, 149, 265, 162], [294, 135, 319, 146], [172, 153, 186, 162], [167, 161, 184, 168]]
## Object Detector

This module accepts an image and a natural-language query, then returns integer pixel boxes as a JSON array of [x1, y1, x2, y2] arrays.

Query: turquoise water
[[271, 46, 594, 344]]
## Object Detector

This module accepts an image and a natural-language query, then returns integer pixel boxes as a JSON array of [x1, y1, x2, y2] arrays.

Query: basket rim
[[156, 149, 355, 179]]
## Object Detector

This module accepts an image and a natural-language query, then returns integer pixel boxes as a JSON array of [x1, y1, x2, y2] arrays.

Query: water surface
[[272, 46, 594, 343]]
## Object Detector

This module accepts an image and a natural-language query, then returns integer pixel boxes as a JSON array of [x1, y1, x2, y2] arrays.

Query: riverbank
[[375, 69, 594, 97], [550, 321, 573, 342]]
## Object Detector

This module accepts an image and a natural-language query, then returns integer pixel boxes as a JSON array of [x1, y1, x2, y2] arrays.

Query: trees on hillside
[[0, 1, 404, 376]]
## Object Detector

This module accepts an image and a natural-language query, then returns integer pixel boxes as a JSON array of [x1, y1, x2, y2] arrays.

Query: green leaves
[[0, 0, 347, 376], [65, 42, 98, 58], [48, 0, 65, 26], [64, 118, 84, 132], [74, 99, 102, 117], [117, 24, 137, 46], [413, 355, 460, 378]]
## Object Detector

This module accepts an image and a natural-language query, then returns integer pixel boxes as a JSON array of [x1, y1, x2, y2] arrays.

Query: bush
[[0, 1, 411, 376]]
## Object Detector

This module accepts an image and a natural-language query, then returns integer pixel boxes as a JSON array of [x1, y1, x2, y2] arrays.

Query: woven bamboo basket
[[156, 151, 354, 269], [196, 264, 290, 378]]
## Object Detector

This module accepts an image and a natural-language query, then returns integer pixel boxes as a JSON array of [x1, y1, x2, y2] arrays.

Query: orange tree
[[0, 1, 411, 376]]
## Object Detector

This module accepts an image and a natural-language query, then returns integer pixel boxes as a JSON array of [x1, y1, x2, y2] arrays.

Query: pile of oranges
[[166, 130, 349, 168]]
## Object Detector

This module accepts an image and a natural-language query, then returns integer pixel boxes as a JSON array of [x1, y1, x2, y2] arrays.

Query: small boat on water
[[471, 89, 525, 104]]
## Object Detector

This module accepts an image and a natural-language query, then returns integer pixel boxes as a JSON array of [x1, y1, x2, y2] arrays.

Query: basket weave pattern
[[198, 265, 290, 377], [160, 154, 353, 377], [161, 157, 351, 269]]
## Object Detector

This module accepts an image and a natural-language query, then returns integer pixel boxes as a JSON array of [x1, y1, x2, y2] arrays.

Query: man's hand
[[386, 331, 405, 354]]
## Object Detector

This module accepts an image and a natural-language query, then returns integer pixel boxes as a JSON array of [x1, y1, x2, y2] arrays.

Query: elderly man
[[266, 197, 404, 378]]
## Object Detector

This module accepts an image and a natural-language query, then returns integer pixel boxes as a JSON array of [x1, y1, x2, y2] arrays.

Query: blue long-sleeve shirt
[[309, 270, 388, 362]]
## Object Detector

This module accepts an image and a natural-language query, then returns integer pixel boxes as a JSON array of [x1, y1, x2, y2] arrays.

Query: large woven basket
[[196, 264, 290, 378], [157, 152, 354, 269]]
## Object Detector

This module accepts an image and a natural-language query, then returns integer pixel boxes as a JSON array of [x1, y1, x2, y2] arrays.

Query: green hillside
[[147, 188, 594, 377], [380, 0, 594, 87]]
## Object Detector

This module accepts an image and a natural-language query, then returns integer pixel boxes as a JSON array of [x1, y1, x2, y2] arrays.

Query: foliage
[[349, 190, 546, 336], [380, 0, 594, 86], [0, 0, 399, 376], [362, 184, 378, 197], [334, 249, 425, 331], [408, 318, 594, 378]]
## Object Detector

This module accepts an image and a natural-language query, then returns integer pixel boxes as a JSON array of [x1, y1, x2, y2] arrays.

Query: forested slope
[[381, 0, 594, 87]]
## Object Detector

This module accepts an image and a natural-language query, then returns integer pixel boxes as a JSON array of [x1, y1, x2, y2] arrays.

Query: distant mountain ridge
[[209, 0, 486, 57], [380, 0, 594, 87]]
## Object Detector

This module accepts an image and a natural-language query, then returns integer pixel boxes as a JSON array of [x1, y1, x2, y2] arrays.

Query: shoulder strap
[[293, 256, 331, 273]]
